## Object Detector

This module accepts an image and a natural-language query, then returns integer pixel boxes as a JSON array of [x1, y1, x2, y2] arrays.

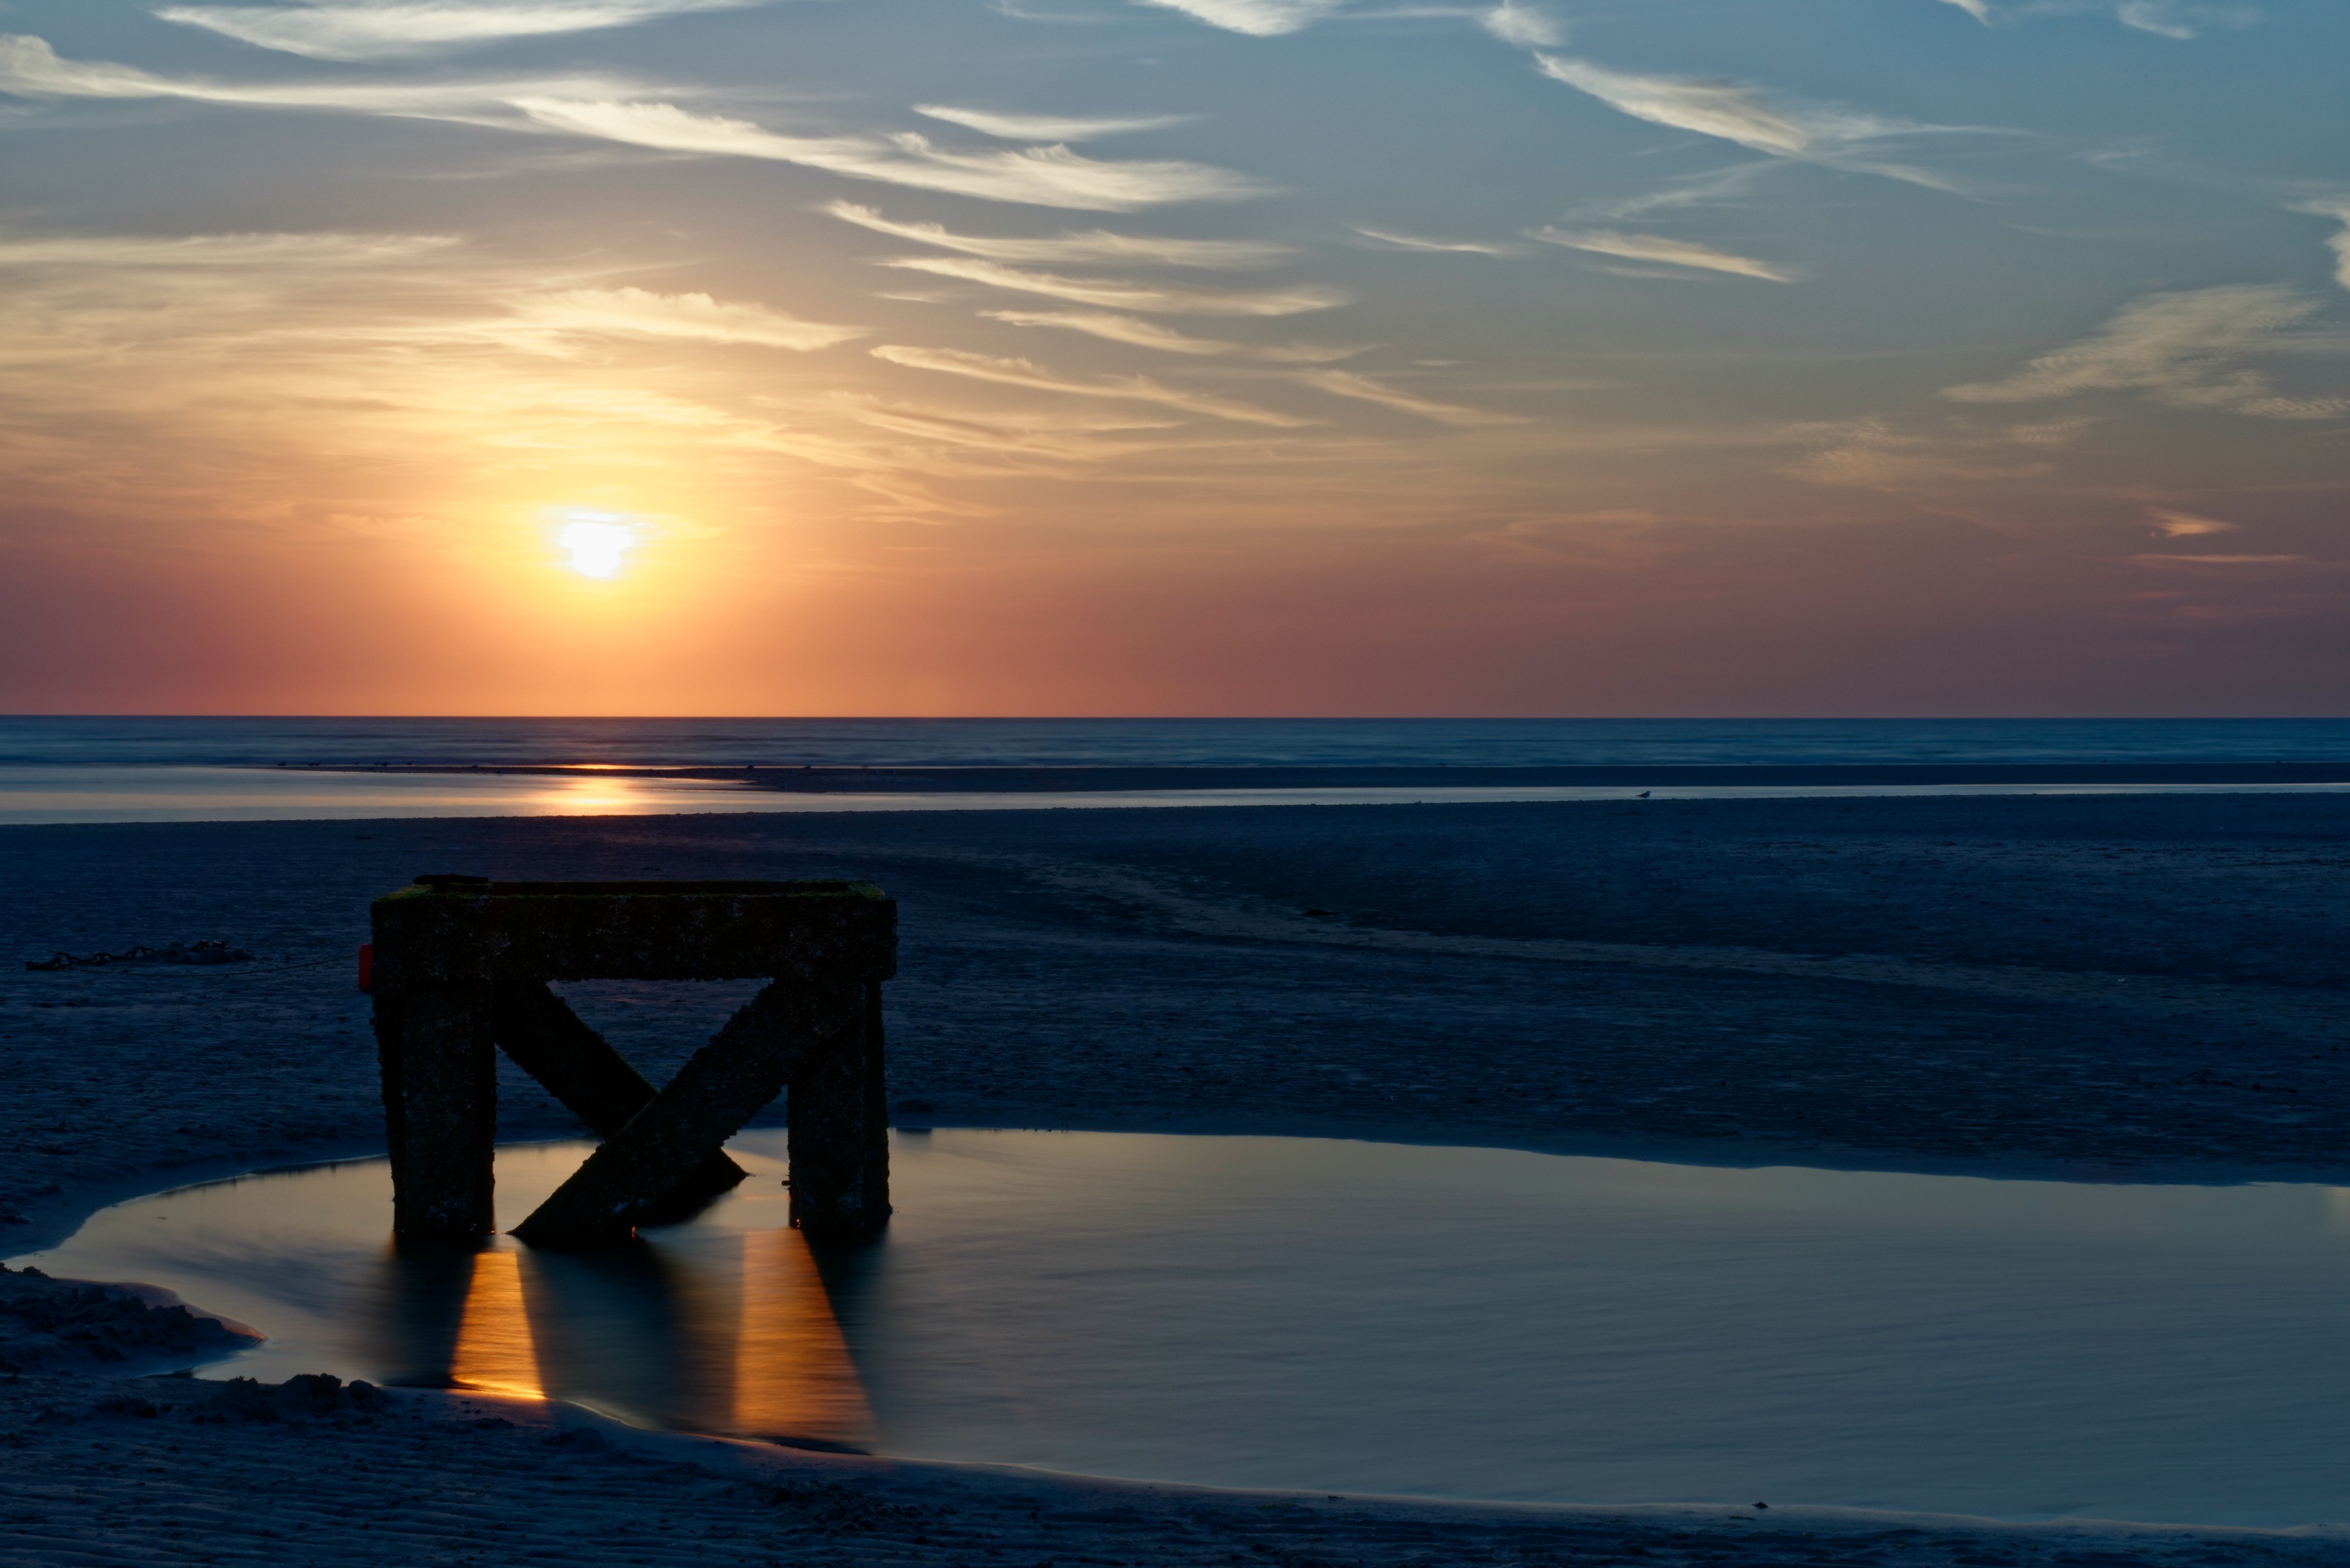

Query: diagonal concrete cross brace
[[490, 980, 748, 1213], [510, 976, 871, 1246]]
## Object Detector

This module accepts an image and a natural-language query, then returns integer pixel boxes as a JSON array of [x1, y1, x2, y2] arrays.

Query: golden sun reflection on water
[[522, 773, 731, 815], [407, 1228, 869, 1445], [448, 1250, 545, 1401], [734, 1229, 875, 1446]]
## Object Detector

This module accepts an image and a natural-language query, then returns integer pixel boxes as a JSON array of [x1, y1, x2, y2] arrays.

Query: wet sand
[[4, 792, 2349, 1563]]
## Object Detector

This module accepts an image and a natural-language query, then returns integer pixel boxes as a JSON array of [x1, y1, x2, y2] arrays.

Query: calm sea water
[[23, 1129, 2350, 1528], [4, 718, 2347, 823], [6, 716, 2350, 768]]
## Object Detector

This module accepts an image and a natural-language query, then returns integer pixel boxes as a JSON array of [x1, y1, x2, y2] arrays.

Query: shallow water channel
[[19, 1130, 2350, 1528]]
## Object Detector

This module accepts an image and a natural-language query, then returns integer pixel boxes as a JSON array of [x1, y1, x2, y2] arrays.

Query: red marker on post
[[357, 942, 373, 993]]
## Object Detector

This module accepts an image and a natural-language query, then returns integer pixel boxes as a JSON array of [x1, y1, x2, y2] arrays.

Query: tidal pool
[[16, 1130, 2350, 1528]]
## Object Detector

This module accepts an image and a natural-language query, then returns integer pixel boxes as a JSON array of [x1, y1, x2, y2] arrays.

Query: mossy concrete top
[[369, 876, 894, 988]]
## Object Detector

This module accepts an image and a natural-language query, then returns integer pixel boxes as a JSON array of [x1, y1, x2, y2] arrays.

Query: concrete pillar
[[862, 980, 892, 1219], [788, 982, 891, 1234], [378, 985, 497, 1243]]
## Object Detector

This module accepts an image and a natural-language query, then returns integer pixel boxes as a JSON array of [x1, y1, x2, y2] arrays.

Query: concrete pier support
[[369, 876, 896, 1248], [376, 986, 497, 1243], [787, 980, 891, 1234]]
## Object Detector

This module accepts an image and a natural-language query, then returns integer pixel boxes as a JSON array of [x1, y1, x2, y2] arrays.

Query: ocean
[[2, 717, 2346, 825]]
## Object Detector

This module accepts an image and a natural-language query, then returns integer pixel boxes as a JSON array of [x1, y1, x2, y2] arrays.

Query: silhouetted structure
[[369, 876, 895, 1246]]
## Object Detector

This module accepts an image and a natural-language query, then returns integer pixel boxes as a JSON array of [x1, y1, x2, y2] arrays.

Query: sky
[[0, 0, 2344, 716]]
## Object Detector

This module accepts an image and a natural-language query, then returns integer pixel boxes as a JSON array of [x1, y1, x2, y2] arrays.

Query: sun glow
[[555, 514, 640, 580]]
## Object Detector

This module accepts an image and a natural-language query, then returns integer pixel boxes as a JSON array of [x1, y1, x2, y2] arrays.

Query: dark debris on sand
[[24, 938, 254, 972], [0, 1262, 257, 1373]]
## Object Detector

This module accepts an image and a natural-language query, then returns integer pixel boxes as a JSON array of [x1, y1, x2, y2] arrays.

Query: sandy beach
[[6, 791, 2350, 1564]]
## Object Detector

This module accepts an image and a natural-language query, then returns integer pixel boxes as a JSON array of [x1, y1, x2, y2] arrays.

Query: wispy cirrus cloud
[[0, 225, 478, 367], [153, 0, 763, 61], [1921, 0, 2260, 35], [0, 220, 911, 514], [513, 99, 1264, 209], [2148, 509, 2237, 536], [1531, 227, 1797, 281], [1124, 0, 1557, 43], [834, 395, 1179, 461], [912, 105, 1190, 141], [1534, 56, 1820, 154], [2293, 198, 2350, 293], [2, 253, 860, 357], [2111, 0, 2259, 39], [1131, 0, 1344, 36], [982, 308, 1357, 361], [0, 31, 623, 112], [509, 286, 861, 349], [823, 202, 1290, 268], [882, 256, 1347, 314], [1352, 227, 1524, 256], [1295, 368, 1522, 424], [1563, 163, 1780, 226], [1784, 416, 2062, 487], [850, 473, 1006, 520], [1943, 284, 2350, 419], [0, 37, 1261, 211], [871, 343, 1313, 424], [0, 229, 460, 268], [1479, 1, 1564, 48], [2127, 553, 2304, 567], [1531, 54, 1959, 189]]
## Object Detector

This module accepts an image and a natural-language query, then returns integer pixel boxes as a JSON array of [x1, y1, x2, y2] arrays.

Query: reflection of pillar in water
[[359, 1243, 481, 1387], [733, 1228, 873, 1449], [448, 1249, 544, 1399], [517, 1242, 733, 1431]]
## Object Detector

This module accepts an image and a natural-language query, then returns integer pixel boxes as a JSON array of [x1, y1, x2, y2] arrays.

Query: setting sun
[[555, 517, 639, 580]]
